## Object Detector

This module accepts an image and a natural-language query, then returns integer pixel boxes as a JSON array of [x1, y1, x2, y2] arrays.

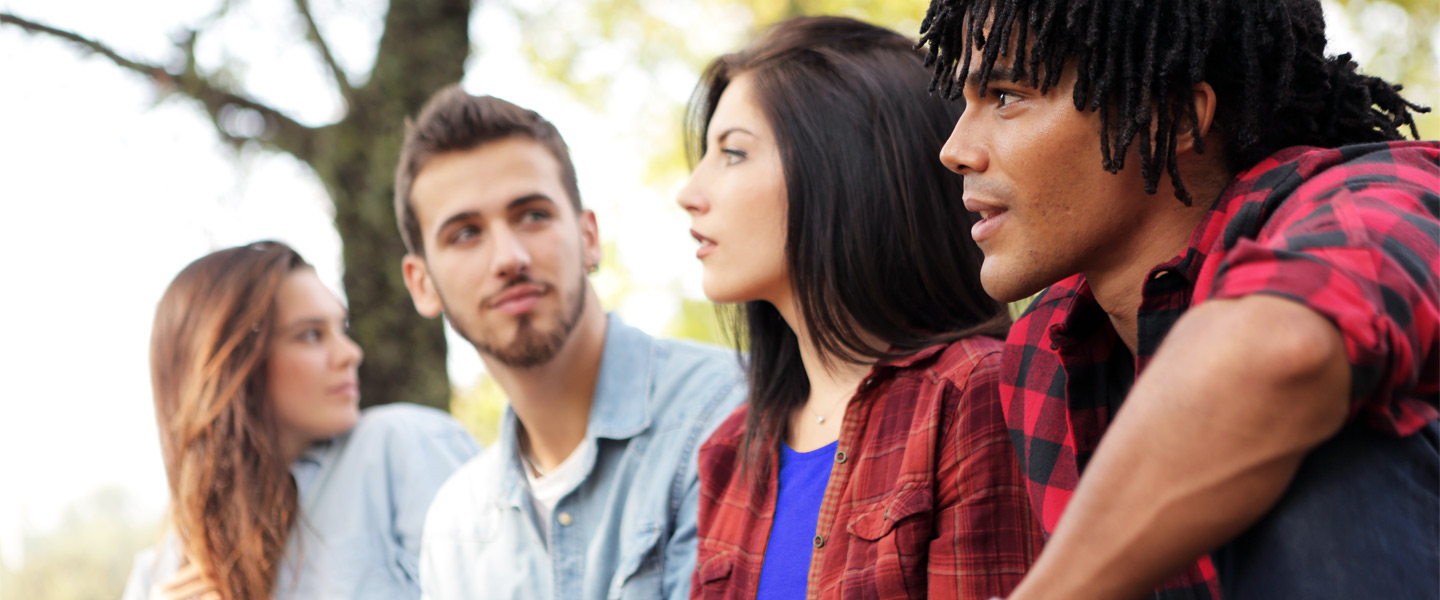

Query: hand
[[153, 563, 220, 600]]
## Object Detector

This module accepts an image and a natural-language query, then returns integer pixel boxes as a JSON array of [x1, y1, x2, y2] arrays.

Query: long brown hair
[[149, 240, 309, 599]]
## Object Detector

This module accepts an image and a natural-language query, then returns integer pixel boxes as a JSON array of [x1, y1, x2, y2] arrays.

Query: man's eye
[[721, 148, 747, 166], [450, 225, 480, 244], [520, 210, 550, 224], [994, 90, 1017, 107]]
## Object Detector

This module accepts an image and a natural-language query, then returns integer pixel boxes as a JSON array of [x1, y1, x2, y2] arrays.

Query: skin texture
[[940, 47, 1354, 600], [401, 136, 607, 473], [265, 269, 364, 466], [677, 73, 870, 453], [677, 73, 791, 307], [402, 137, 598, 368], [941, 63, 1214, 316], [1008, 298, 1350, 600]]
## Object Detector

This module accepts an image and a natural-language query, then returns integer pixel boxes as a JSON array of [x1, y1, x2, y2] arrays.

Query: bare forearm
[[1010, 296, 1351, 600]]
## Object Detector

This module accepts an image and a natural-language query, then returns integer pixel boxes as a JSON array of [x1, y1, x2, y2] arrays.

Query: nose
[[676, 170, 709, 216], [490, 225, 532, 280], [939, 108, 987, 175], [335, 331, 363, 368]]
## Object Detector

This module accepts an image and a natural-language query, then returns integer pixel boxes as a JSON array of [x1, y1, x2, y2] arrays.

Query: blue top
[[121, 403, 480, 600], [419, 313, 746, 600], [756, 440, 838, 599]]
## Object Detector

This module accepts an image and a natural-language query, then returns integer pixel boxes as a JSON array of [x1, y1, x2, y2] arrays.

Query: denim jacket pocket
[[610, 525, 664, 600], [695, 553, 735, 599], [845, 486, 934, 598]]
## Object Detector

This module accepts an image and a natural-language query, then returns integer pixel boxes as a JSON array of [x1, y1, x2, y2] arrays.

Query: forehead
[[409, 137, 571, 229], [709, 74, 771, 137], [274, 270, 344, 322]]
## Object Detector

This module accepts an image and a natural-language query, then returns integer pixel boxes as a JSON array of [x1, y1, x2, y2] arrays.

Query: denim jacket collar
[[493, 312, 655, 509]]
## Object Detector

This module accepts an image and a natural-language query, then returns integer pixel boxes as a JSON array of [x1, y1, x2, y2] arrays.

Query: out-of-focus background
[[0, 0, 1433, 597]]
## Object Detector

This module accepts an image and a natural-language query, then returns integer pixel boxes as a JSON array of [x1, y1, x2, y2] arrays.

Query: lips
[[484, 282, 549, 316], [691, 229, 717, 259], [963, 196, 1008, 244], [329, 380, 359, 398]]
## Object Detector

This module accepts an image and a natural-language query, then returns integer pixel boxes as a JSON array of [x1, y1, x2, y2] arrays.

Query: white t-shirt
[[522, 439, 596, 542]]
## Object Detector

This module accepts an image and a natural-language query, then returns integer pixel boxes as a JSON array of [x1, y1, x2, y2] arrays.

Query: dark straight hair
[[686, 15, 1010, 476]]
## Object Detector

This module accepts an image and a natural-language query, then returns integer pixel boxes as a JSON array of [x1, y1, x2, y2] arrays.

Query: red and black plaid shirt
[[1003, 141, 1440, 599], [692, 336, 1043, 600]]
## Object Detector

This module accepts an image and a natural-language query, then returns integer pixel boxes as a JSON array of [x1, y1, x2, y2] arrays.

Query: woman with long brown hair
[[678, 16, 1042, 599], [122, 240, 478, 600]]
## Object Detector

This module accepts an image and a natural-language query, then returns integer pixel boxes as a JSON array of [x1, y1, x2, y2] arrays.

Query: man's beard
[[440, 269, 589, 369]]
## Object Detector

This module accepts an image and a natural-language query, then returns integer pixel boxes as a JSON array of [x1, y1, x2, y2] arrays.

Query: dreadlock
[[918, 0, 1429, 205]]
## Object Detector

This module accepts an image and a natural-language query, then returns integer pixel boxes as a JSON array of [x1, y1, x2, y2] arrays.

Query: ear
[[401, 254, 445, 318], [1178, 82, 1218, 155], [579, 209, 601, 271]]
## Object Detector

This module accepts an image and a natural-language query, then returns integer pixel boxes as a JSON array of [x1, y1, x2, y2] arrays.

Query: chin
[[980, 267, 1048, 304]]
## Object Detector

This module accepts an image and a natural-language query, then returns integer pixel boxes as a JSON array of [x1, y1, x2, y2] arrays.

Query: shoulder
[[1220, 141, 1439, 240], [927, 336, 1003, 384], [352, 402, 471, 438], [700, 403, 748, 453], [648, 336, 748, 429], [121, 537, 182, 600], [651, 336, 746, 391], [424, 445, 504, 530]]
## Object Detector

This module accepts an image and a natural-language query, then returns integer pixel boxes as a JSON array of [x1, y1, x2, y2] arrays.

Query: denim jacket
[[121, 403, 481, 600], [419, 314, 746, 600]]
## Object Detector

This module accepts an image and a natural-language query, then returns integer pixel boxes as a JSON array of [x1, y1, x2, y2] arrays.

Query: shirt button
[[813, 535, 826, 549], [862, 377, 878, 389], [835, 450, 847, 464], [557, 512, 573, 526]]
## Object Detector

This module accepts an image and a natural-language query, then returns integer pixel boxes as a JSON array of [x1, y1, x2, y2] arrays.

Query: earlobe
[[401, 255, 444, 318], [1178, 82, 1218, 154], [579, 209, 602, 269]]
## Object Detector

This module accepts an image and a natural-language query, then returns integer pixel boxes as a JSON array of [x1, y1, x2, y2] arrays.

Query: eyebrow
[[715, 127, 756, 145], [432, 194, 555, 237], [966, 66, 1021, 90], [278, 316, 344, 335]]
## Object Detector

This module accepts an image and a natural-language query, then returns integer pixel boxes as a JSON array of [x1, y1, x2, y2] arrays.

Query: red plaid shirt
[[1003, 141, 1440, 599], [692, 336, 1043, 600]]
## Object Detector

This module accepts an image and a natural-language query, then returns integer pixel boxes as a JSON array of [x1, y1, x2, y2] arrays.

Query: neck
[[484, 290, 608, 473], [1086, 167, 1227, 352], [772, 289, 874, 449], [278, 433, 309, 467]]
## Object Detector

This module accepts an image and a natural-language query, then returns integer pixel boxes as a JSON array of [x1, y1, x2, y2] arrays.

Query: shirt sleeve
[[120, 549, 158, 600], [1205, 148, 1440, 436], [929, 350, 1044, 599], [382, 407, 482, 582]]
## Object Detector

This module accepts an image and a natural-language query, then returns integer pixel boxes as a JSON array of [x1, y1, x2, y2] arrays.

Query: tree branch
[[0, 12, 318, 162], [0, 13, 166, 80], [292, 0, 356, 102]]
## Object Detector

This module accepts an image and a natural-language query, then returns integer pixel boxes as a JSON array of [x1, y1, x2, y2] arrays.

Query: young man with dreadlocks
[[917, 1, 1438, 599]]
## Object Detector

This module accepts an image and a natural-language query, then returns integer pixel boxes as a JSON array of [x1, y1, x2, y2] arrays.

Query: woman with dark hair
[[121, 241, 478, 600], [678, 16, 1041, 600]]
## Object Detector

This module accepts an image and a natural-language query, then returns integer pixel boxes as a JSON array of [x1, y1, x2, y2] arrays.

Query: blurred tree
[[0, 1, 464, 411], [0, 487, 160, 600], [2, 0, 1431, 422]]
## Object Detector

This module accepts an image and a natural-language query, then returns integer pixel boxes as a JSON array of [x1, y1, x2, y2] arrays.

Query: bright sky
[[0, 0, 1429, 572], [0, 0, 745, 568]]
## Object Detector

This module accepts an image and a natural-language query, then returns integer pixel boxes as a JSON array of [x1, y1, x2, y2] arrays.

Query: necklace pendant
[[817, 416, 825, 424]]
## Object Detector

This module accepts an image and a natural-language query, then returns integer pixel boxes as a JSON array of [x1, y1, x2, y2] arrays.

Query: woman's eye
[[298, 328, 322, 342], [721, 148, 747, 166], [994, 90, 1017, 108]]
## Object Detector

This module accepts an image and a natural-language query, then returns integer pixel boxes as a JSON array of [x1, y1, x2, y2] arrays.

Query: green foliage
[[0, 488, 161, 600]]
